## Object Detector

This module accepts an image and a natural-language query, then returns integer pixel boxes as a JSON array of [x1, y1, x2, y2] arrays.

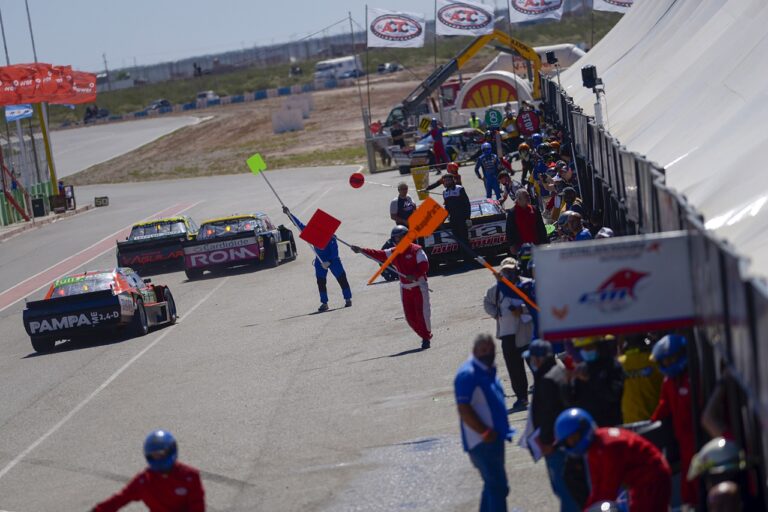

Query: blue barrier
[[302, 83, 315, 93], [134, 111, 148, 118], [277, 87, 291, 96], [108, 115, 122, 121], [159, 107, 173, 114], [324, 79, 338, 89], [206, 99, 221, 107], [231, 95, 245, 103], [182, 102, 197, 111], [254, 90, 267, 101]]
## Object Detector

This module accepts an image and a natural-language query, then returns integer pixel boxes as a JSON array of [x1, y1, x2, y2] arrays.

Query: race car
[[182, 213, 296, 280], [116, 216, 198, 272], [22, 268, 177, 353], [422, 199, 508, 269]]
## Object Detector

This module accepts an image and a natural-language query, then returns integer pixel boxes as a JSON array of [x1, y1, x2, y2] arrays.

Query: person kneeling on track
[[92, 430, 205, 512], [284, 206, 352, 312], [555, 408, 672, 512], [351, 225, 432, 349]]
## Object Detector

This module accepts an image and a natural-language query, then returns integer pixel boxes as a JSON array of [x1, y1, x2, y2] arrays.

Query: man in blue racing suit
[[475, 142, 503, 200], [283, 206, 352, 312]]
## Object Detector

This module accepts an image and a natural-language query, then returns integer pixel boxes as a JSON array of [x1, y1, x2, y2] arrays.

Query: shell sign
[[460, 78, 518, 110]]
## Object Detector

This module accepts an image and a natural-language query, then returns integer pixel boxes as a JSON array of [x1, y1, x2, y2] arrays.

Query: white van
[[314, 56, 363, 81]]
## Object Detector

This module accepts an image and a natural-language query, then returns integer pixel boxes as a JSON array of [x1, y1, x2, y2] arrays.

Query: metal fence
[[541, 75, 768, 503]]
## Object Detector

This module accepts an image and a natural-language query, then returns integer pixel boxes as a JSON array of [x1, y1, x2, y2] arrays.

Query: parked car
[[196, 90, 220, 103], [339, 69, 365, 79], [148, 99, 172, 111], [377, 62, 403, 74]]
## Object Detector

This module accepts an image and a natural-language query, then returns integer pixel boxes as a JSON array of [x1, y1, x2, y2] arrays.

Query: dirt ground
[[65, 73, 422, 185]]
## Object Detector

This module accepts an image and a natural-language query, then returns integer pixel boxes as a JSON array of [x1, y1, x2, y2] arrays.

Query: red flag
[[32, 64, 74, 102], [0, 65, 34, 106], [53, 70, 96, 105], [299, 209, 341, 250]]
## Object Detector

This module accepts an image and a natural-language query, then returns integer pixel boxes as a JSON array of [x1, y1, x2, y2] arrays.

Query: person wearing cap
[[526, 339, 579, 511], [483, 257, 534, 410], [390, 182, 416, 226], [595, 227, 614, 239], [92, 430, 205, 512], [505, 188, 548, 255], [566, 336, 624, 427], [454, 333, 515, 512]]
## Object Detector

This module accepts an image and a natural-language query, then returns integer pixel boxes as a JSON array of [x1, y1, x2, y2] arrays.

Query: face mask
[[477, 353, 495, 367], [580, 349, 599, 362]]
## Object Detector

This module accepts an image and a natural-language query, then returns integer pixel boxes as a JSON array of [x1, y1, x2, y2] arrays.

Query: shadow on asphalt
[[184, 261, 289, 283], [354, 346, 428, 363], [21, 323, 176, 359], [277, 307, 346, 321]]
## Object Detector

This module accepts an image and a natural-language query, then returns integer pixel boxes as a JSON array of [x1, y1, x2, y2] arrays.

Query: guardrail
[[64, 77, 360, 128], [541, 74, 768, 502]]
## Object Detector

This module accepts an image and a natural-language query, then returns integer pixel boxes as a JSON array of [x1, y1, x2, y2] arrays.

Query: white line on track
[[0, 276, 230, 482], [0, 201, 203, 314]]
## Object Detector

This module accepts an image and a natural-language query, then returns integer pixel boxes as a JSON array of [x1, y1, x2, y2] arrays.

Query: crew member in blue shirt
[[455, 333, 515, 512], [283, 206, 352, 312]]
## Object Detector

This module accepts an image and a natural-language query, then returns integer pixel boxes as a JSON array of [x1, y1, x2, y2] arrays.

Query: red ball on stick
[[349, 172, 365, 189]]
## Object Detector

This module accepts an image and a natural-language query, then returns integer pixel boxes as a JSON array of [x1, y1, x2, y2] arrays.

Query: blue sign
[[5, 104, 33, 122]]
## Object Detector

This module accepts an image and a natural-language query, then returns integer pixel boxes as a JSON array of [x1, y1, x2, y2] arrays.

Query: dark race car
[[116, 216, 198, 273], [422, 199, 508, 269], [22, 268, 177, 353], [182, 213, 296, 280]]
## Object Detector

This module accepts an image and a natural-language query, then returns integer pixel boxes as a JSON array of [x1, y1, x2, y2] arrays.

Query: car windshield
[[197, 218, 260, 240], [129, 221, 187, 240], [471, 201, 502, 218], [51, 274, 114, 297]]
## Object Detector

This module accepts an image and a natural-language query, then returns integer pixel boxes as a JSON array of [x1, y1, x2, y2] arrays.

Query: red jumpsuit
[[651, 371, 698, 505], [362, 243, 431, 340], [430, 127, 449, 167], [93, 462, 205, 512], [585, 427, 671, 512]]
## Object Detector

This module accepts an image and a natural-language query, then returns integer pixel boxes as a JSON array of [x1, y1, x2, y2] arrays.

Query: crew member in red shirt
[[505, 188, 548, 254], [352, 225, 432, 349], [93, 430, 205, 512], [555, 408, 671, 512], [651, 334, 699, 506]]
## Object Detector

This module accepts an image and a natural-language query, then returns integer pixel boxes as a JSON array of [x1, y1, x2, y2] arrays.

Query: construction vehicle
[[384, 29, 542, 128]]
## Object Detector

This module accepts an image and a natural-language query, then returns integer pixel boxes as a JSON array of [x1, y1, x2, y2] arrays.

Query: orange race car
[[22, 268, 177, 353]]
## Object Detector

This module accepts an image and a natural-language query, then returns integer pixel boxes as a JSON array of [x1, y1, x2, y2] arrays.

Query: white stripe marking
[[0, 277, 230, 481]]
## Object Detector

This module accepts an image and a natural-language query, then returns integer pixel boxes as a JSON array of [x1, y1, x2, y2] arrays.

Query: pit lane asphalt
[[0, 166, 557, 511]]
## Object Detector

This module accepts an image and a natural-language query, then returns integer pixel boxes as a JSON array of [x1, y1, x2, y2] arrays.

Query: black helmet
[[391, 225, 408, 241]]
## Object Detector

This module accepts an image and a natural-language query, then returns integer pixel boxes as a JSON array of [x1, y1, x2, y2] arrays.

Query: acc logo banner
[[436, 0, 494, 36], [579, 268, 648, 312], [593, 0, 634, 13], [509, 0, 564, 23], [367, 8, 426, 48]]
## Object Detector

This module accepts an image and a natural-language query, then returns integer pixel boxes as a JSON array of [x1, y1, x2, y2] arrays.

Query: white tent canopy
[[558, 0, 768, 277]]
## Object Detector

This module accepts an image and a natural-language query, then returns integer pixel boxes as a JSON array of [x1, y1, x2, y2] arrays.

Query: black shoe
[[317, 303, 329, 312], [421, 339, 431, 349], [344, 299, 352, 307], [511, 399, 529, 411]]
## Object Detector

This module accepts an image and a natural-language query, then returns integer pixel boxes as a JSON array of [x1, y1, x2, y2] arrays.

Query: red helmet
[[447, 162, 459, 174]]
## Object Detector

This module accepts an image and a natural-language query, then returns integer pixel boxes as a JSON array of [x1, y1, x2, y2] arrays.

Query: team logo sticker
[[438, 3, 492, 31], [512, 0, 563, 15], [578, 268, 648, 312], [370, 14, 423, 42]]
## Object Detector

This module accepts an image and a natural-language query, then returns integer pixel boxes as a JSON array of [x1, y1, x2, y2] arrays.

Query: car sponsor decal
[[53, 275, 86, 287], [185, 237, 262, 268], [183, 236, 258, 254], [424, 222, 506, 254], [120, 249, 183, 266], [28, 310, 120, 334], [119, 295, 134, 316]]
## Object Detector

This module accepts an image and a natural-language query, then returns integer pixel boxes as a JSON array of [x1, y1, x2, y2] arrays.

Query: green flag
[[247, 153, 267, 175]]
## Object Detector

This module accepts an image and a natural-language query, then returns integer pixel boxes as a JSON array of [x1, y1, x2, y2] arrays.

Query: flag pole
[[365, 5, 372, 118], [433, 0, 438, 71]]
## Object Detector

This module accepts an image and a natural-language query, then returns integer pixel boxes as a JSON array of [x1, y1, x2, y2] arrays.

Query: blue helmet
[[431, 117, 438, 127], [481, 142, 492, 155], [651, 334, 688, 377], [144, 430, 177, 472], [555, 408, 596, 456], [531, 133, 543, 146]]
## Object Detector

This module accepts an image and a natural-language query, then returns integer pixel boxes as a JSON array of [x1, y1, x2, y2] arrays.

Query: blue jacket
[[289, 213, 339, 261]]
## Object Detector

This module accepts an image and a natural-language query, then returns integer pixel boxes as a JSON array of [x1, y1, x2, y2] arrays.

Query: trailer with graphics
[[116, 216, 198, 273], [182, 213, 297, 280], [422, 199, 507, 269], [22, 269, 177, 353]]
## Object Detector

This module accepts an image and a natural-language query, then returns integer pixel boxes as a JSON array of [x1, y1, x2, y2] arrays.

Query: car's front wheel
[[185, 268, 203, 280], [131, 300, 149, 337], [164, 289, 177, 325]]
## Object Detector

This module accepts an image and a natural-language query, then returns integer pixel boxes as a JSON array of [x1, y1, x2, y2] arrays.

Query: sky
[[0, 0, 516, 72]]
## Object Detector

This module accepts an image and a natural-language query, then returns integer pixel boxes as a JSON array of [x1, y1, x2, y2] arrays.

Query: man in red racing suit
[[352, 226, 432, 349]]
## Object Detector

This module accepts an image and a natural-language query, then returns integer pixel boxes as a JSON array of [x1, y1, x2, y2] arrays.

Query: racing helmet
[[531, 133, 543, 146], [687, 437, 747, 481], [651, 334, 688, 377], [446, 162, 459, 174], [484, 130, 493, 140], [555, 408, 596, 456], [144, 430, 177, 472], [518, 142, 530, 152], [537, 142, 551, 156], [550, 141, 561, 151], [517, 243, 533, 262], [431, 117, 438, 127], [481, 142, 492, 155], [391, 225, 409, 242]]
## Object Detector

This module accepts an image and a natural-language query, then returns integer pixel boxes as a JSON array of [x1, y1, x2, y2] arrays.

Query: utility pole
[[103, 53, 112, 91]]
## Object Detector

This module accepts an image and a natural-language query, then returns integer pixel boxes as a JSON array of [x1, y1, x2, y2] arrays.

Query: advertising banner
[[593, 0, 634, 14], [368, 8, 426, 48], [535, 231, 696, 338], [411, 166, 430, 200], [509, 0, 564, 23], [5, 104, 33, 121], [436, 0, 494, 37]]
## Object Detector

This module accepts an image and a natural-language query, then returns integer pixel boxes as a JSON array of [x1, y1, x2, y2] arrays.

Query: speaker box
[[545, 51, 558, 65], [581, 65, 598, 89]]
